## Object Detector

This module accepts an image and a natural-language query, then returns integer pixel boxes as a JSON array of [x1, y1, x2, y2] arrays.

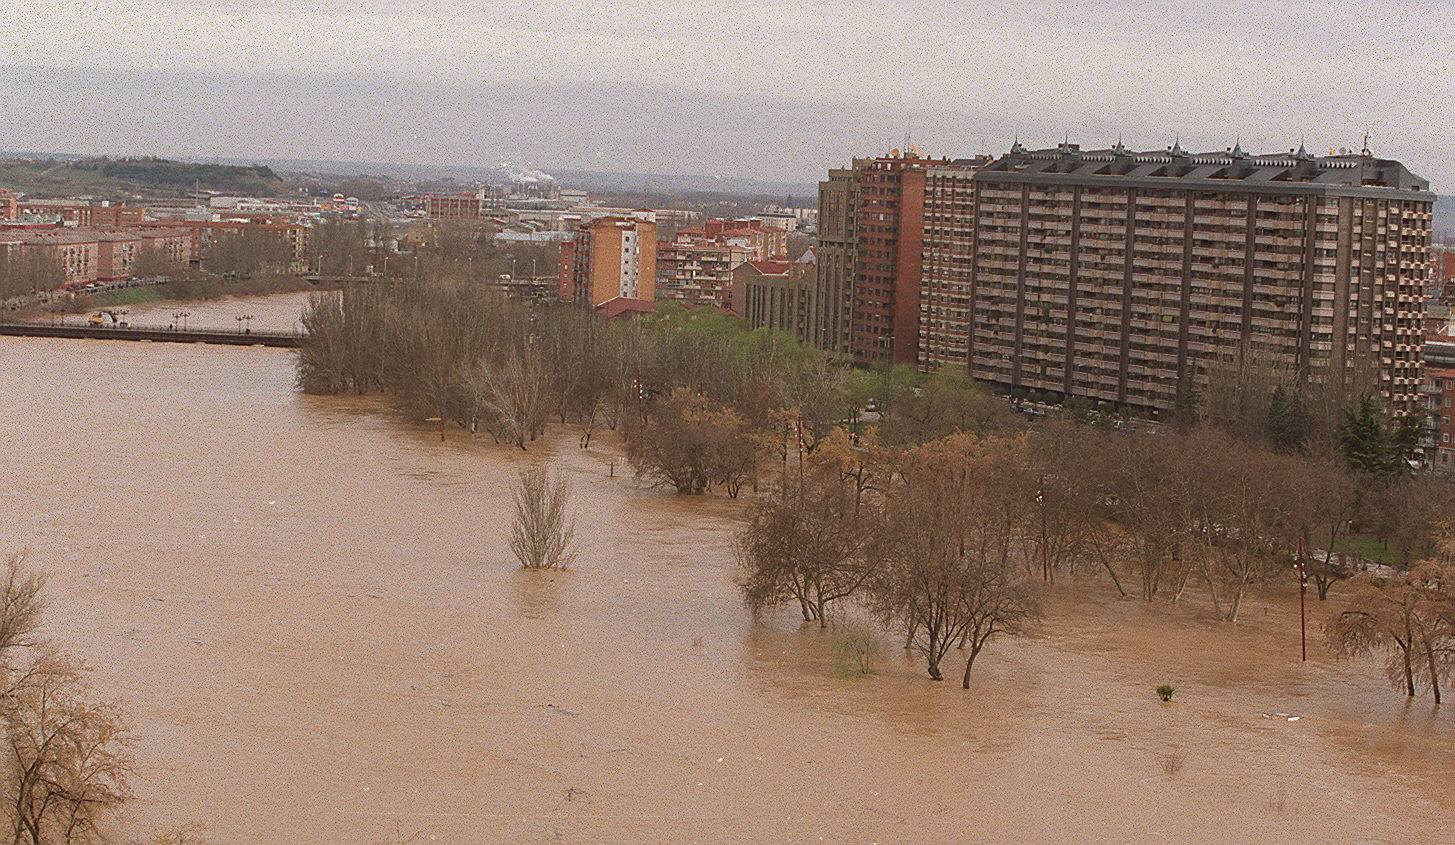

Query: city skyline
[[4, 0, 1452, 187]]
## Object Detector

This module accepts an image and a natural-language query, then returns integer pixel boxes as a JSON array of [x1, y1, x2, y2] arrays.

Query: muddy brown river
[[0, 293, 1450, 843]]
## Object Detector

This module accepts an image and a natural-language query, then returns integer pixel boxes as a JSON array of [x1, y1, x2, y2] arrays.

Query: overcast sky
[[3, 0, 1452, 188]]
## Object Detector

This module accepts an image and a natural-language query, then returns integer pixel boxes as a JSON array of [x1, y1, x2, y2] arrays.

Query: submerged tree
[[3, 654, 135, 845], [0, 553, 134, 843], [508, 467, 576, 571], [737, 460, 881, 626], [870, 435, 1040, 687], [1326, 556, 1455, 703]]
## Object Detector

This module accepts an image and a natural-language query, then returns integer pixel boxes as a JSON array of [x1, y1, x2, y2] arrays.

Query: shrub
[[509, 466, 576, 570], [832, 622, 882, 677], [1156, 684, 1176, 702]]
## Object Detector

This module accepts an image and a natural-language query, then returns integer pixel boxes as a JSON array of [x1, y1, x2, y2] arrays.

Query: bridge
[[0, 322, 304, 349]]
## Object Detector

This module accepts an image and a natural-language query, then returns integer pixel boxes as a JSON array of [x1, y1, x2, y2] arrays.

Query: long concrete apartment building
[[968, 141, 1433, 414]]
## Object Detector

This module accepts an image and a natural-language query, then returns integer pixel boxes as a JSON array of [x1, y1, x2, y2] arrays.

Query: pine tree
[[1338, 396, 1391, 476], [1265, 386, 1313, 452], [1388, 406, 1428, 473]]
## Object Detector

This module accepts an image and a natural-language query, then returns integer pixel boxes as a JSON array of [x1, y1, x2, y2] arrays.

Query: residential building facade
[[813, 167, 856, 356], [969, 142, 1433, 415], [732, 254, 816, 337], [558, 213, 657, 307], [656, 218, 786, 308], [812, 151, 985, 366], [1425, 367, 1455, 469], [0, 227, 192, 285], [918, 156, 993, 371]]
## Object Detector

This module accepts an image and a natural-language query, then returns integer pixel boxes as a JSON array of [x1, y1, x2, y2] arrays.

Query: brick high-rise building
[[811, 151, 986, 366], [558, 213, 657, 307], [850, 151, 946, 365], [969, 141, 1434, 415]]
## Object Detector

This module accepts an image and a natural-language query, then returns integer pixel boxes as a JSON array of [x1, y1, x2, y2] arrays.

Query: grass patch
[[832, 622, 881, 678], [1331, 535, 1401, 567], [93, 287, 165, 307]]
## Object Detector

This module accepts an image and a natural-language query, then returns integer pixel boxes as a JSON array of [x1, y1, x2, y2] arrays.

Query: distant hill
[[198, 156, 819, 202], [0, 155, 284, 199]]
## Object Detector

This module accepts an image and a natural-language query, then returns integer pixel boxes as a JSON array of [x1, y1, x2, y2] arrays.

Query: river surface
[[0, 295, 1450, 843]]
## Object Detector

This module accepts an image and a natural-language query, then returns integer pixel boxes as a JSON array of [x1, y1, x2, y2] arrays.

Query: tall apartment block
[[557, 213, 657, 307], [813, 167, 856, 356], [850, 152, 946, 365], [918, 156, 992, 370], [813, 151, 988, 366], [969, 142, 1433, 414]]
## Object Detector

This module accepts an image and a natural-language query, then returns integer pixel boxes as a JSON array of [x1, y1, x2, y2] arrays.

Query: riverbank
[[5, 274, 323, 323]]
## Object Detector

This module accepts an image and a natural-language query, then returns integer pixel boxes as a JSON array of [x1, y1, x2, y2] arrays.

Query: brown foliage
[[624, 388, 756, 495], [0, 554, 133, 844]]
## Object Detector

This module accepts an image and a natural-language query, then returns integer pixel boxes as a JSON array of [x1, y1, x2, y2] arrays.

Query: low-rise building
[[0, 226, 192, 285], [149, 220, 309, 271], [732, 257, 817, 337], [656, 218, 788, 307], [424, 192, 487, 220], [13, 200, 146, 227], [1425, 367, 1455, 469]]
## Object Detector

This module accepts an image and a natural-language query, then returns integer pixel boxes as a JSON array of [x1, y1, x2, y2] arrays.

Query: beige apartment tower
[[968, 142, 1434, 414]]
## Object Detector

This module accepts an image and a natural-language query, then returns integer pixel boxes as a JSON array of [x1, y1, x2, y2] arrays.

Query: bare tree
[[624, 388, 753, 495], [871, 435, 1041, 687], [2, 652, 134, 845], [1285, 457, 1361, 600], [737, 462, 881, 626], [0, 554, 45, 667], [1326, 558, 1455, 702], [481, 348, 550, 450], [509, 467, 576, 570]]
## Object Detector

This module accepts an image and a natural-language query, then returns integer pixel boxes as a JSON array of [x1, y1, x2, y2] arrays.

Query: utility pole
[[1296, 535, 1308, 662], [1037, 477, 1049, 583]]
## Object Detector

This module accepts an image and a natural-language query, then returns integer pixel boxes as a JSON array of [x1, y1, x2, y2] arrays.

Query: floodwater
[[0, 303, 1451, 843]]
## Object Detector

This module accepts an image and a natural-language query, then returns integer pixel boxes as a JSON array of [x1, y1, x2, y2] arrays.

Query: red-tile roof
[[594, 297, 656, 320]]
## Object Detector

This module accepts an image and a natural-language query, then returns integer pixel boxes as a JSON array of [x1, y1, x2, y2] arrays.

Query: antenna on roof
[[1361, 130, 1372, 157]]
